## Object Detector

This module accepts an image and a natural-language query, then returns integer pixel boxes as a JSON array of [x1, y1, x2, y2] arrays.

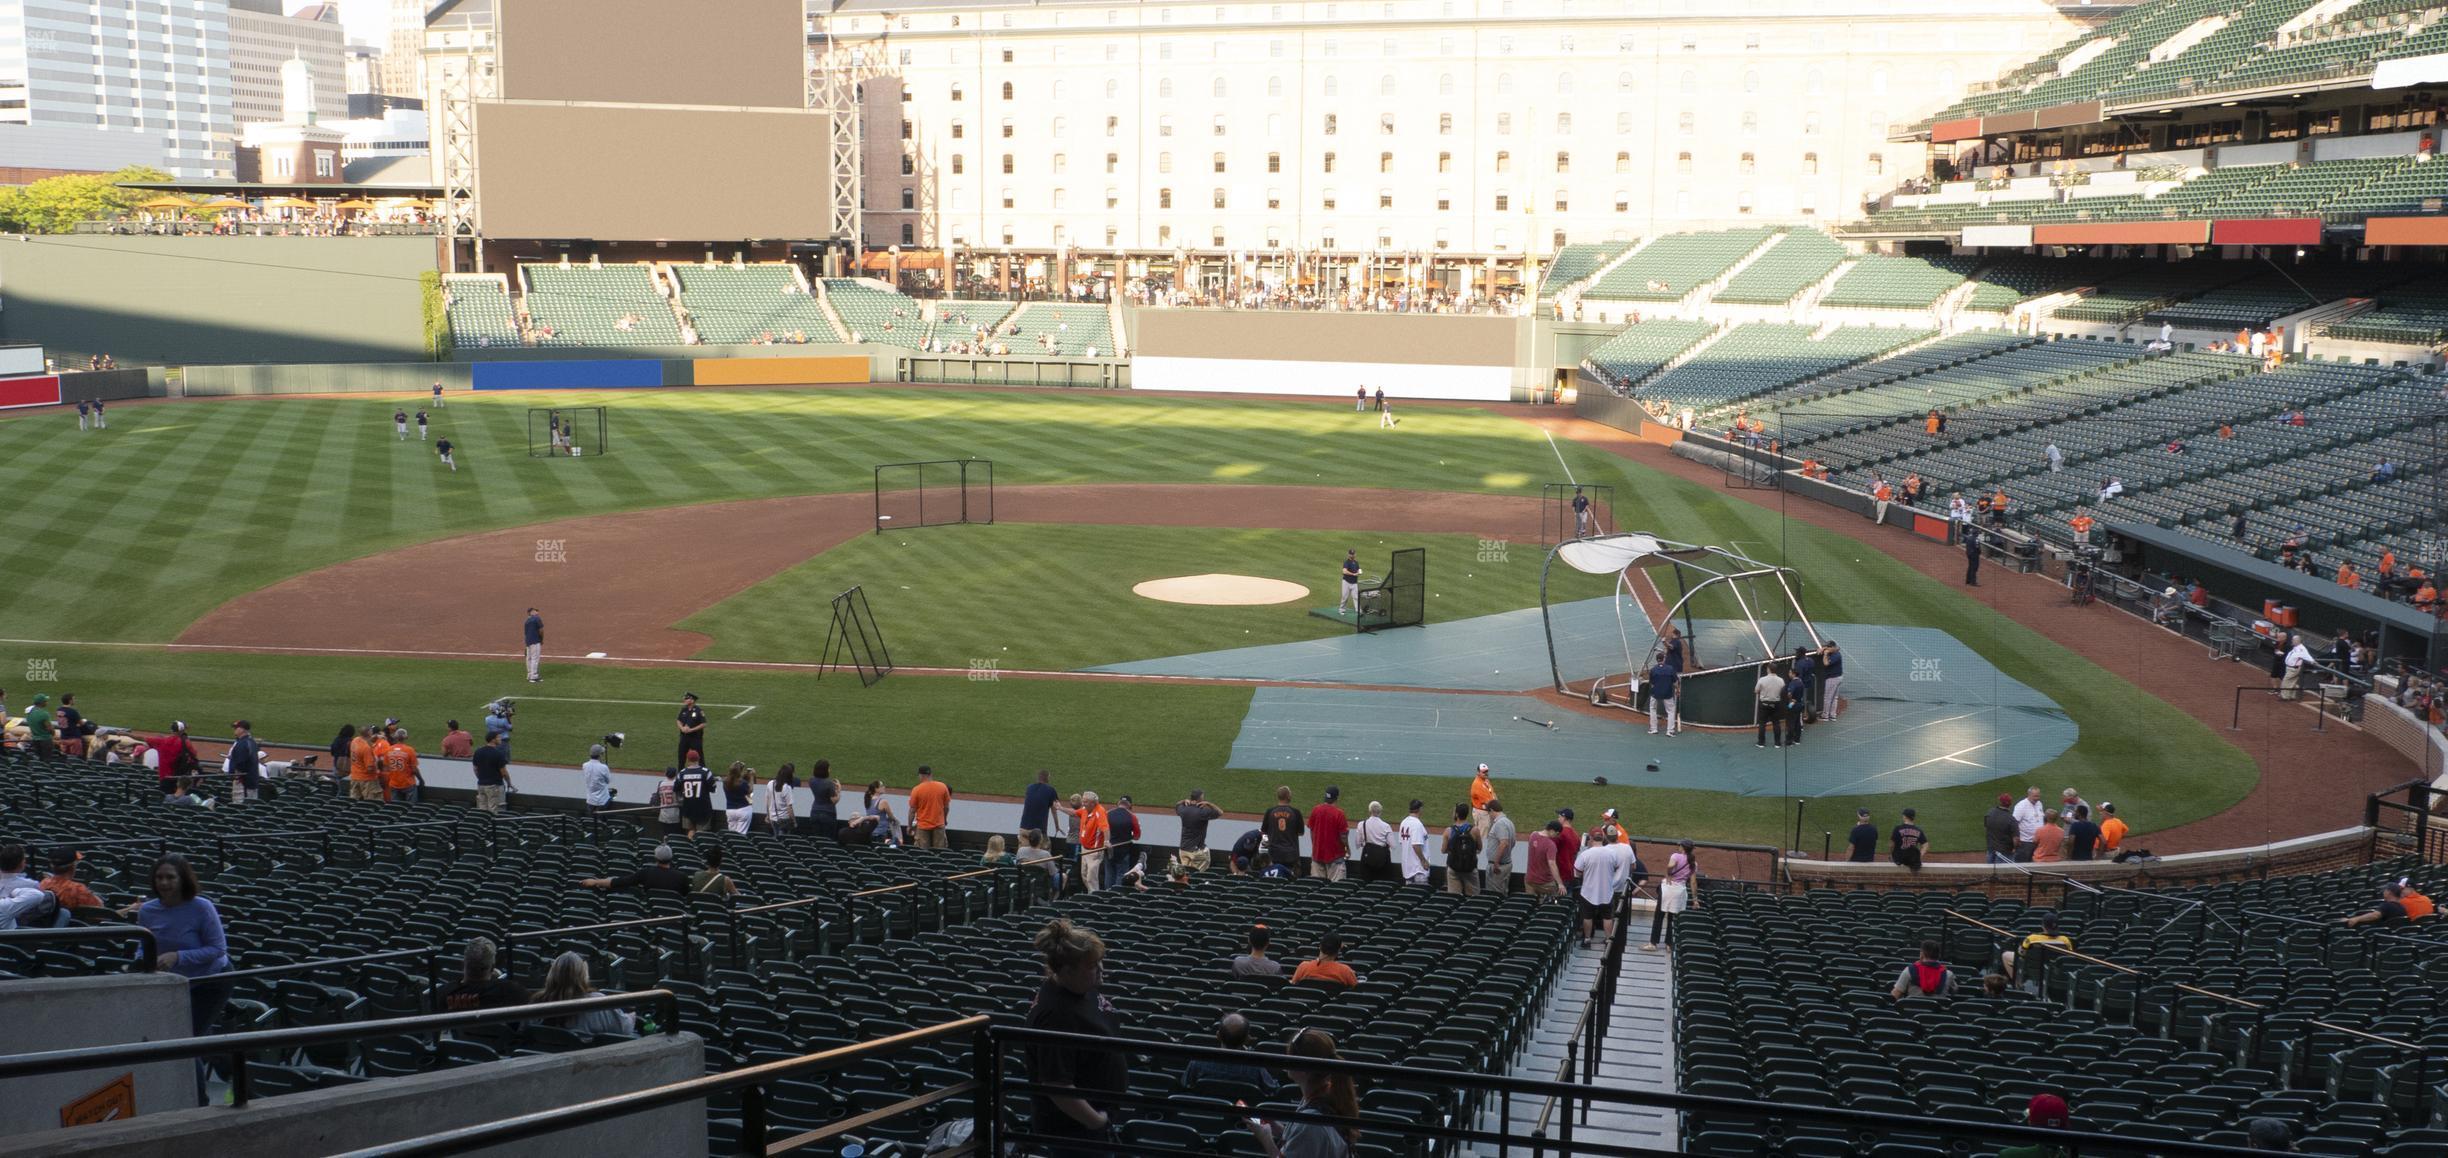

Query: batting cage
[[1357, 547, 1428, 633], [874, 458, 995, 534], [1542, 482, 1615, 545], [528, 407, 608, 458], [818, 584, 894, 686], [1538, 532, 1821, 724]]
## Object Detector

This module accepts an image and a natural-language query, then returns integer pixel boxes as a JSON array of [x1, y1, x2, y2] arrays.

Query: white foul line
[[1544, 428, 1577, 485], [492, 693, 759, 718]]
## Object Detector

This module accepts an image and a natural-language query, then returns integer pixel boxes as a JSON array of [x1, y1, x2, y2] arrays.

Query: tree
[[0, 165, 174, 234]]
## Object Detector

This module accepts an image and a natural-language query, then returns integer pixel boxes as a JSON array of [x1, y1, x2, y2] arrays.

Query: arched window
[[1742, 69, 1759, 94], [1678, 71, 1695, 95], [1214, 76, 1229, 98], [1556, 73, 1574, 95], [1439, 73, 1455, 96], [1159, 78, 1175, 98], [1497, 72, 1515, 95], [1555, 112, 1572, 134], [1324, 76, 1339, 96], [1380, 74, 1396, 96], [1616, 71, 1635, 93], [1000, 81, 1014, 99]]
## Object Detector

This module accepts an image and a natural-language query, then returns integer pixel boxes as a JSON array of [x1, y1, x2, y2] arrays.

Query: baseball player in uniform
[[394, 408, 410, 440], [1572, 488, 1593, 537], [416, 409, 430, 440], [436, 436, 457, 472], [76, 400, 91, 430], [1339, 550, 1363, 613], [92, 397, 105, 428], [432, 380, 445, 408]]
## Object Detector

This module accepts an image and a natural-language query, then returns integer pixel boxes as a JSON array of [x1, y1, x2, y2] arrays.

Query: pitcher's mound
[[1133, 574, 1311, 606]]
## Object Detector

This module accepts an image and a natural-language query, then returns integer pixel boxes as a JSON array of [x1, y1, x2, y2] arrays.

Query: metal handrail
[[0, 990, 678, 1108], [213, 943, 451, 1004], [326, 1016, 989, 1157], [503, 913, 695, 978], [0, 923, 159, 967]]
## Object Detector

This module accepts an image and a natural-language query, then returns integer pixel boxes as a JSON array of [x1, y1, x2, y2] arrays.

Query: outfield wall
[[0, 234, 435, 366], [1130, 309, 1530, 400], [181, 347, 904, 395]]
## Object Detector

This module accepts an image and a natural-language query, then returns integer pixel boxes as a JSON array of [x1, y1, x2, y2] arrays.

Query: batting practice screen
[[529, 407, 608, 457], [1361, 547, 1428, 633], [874, 459, 995, 533]]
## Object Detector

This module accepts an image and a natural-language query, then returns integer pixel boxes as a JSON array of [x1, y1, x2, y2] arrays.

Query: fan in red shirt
[[148, 722, 199, 797], [1554, 809, 1581, 883], [1308, 787, 1350, 882]]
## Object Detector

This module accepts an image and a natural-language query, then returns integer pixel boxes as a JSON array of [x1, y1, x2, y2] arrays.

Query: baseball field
[[0, 385, 2263, 852]]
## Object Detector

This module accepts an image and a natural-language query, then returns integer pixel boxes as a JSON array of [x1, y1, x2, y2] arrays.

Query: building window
[[1802, 152, 1819, 176], [1438, 151, 1453, 173], [1107, 116, 1120, 137], [1806, 69, 1825, 99], [1378, 188, 1393, 208], [1498, 73, 1515, 96], [1002, 48, 1015, 63], [1554, 192, 1568, 211], [1615, 151, 1631, 173], [1160, 78, 1175, 98], [1616, 71, 1635, 92], [1323, 152, 1337, 173], [900, 188, 915, 209], [1214, 77, 1228, 98], [1437, 189, 1452, 210], [1159, 152, 1173, 173], [952, 121, 966, 139], [1268, 76, 1283, 97], [1616, 112, 1633, 134], [1325, 76, 1339, 97], [1743, 69, 1759, 94], [1738, 189, 1754, 214], [1001, 118, 1015, 138], [1741, 110, 1758, 135], [1213, 188, 1227, 208], [1676, 151, 1692, 173], [1497, 113, 1512, 135], [1213, 229, 1227, 247], [1803, 112, 1821, 136], [1053, 80, 1065, 99], [901, 155, 915, 175], [1557, 74, 1574, 96], [1439, 113, 1454, 136], [901, 120, 913, 140], [1160, 188, 1174, 208], [1267, 152, 1282, 173], [1555, 151, 1570, 173], [1678, 71, 1695, 95], [1380, 74, 1396, 97], [1106, 188, 1120, 208], [1325, 113, 1338, 135], [1160, 115, 1175, 136], [1868, 152, 1885, 177], [1379, 151, 1394, 173], [1052, 153, 1068, 173], [1158, 225, 1173, 244], [1002, 154, 1015, 173], [1379, 113, 1395, 135], [1001, 81, 1014, 99], [902, 223, 916, 244], [1001, 188, 1015, 209], [1556, 112, 1571, 134], [1052, 116, 1066, 137], [1267, 187, 1282, 209], [1439, 73, 1455, 96], [953, 156, 965, 174], [1322, 188, 1337, 209], [1613, 190, 1629, 212], [1213, 115, 1227, 136], [1106, 78, 1120, 99], [951, 83, 964, 101], [1214, 152, 1227, 173], [1052, 188, 1067, 209], [1740, 152, 1755, 174], [1495, 150, 1511, 172], [1494, 192, 1510, 211]]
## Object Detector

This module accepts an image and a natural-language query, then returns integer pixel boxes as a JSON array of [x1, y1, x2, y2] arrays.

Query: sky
[[331, 0, 391, 49]]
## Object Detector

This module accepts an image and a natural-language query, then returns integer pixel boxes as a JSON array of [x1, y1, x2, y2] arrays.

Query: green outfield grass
[[681, 524, 1555, 669], [0, 386, 2261, 852], [0, 388, 1623, 644]]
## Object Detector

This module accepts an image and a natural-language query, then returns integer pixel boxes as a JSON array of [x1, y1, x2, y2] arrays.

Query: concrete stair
[[1461, 931, 1677, 1156]]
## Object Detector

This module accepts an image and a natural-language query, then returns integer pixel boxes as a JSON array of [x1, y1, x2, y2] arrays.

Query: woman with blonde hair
[[536, 951, 635, 1040], [982, 834, 1013, 865], [722, 762, 757, 834], [1024, 918, 1125, 1153], [1251, 1027, 1361, 1157]]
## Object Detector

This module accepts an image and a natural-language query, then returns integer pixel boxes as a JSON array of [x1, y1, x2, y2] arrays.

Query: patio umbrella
[[333, 199, 377, 211], [135, 196, 197, 211], [197, 198, 250, 210]]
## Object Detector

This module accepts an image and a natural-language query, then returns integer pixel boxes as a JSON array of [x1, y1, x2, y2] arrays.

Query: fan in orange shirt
[[2068, 510, 2095, 545], [348, 728, 382, 801], [382, 729, 421, 803], [2338, 561, 2360, 590], [2400, 880, 2437, 920], [1289, 933, 1358, 988]]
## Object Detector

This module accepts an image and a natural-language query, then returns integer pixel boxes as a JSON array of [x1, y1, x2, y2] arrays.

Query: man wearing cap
[[1468, 763, 1496, 836], [1997, 1093, 2074, 1158], [1554, 808, 1581, 885], [1525, 819, 1565, 901], [1647, 657, 1680, 736], [2097, 803, 2128, 858], [522, 607, 544, 684], [226, 720, 263, 804], [22, 694, 55, 760], [1484, 799, 1516, 895], [1984, 794, 2019, 865], [1339, 550, 1363, 614], [347, 720, 383, 801], [583, 745, 614, 815], [1847, 809, 1878, 863], [150, 721, 200, 797], [675, 692, 708, 766], [1309, 786, 1350, 881], [578, 845, 692, 895]]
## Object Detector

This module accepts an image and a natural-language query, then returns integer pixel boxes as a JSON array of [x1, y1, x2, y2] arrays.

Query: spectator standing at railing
[[226, 720, 263, 804], [151, 720, 200, 798], [2280, 634, 2315, 701], [125, 854, 228, 1104], [1309, 787, 1350, 882], [2097, 803, 2127, 857], [908, 764, 951, 848], [581, 745, 613, 815], [383, 727, 420, 803], [766, 763, 797, 835], [1849, 809, 1880, 863]]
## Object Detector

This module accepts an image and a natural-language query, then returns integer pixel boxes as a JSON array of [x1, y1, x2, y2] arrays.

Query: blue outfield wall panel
[[470, 360, 665, 390]]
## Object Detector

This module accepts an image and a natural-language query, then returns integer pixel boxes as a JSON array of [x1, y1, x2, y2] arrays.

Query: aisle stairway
[[1465, 932, 1676, 1155]]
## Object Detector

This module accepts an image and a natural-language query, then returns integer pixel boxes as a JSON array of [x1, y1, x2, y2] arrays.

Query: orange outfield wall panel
[[1913, 513, 1952, 542], [1931, 117, 1983, 143], [2033, 221, 2210, 246], [2210, 218, 2320, 246], [2366, 217, 2448, 246], [1638, 422, 1684, 446], [691, 356, 871, 386]]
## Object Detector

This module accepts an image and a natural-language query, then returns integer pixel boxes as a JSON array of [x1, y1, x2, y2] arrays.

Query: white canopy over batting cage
[[1539, 532, 1823, 720]]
